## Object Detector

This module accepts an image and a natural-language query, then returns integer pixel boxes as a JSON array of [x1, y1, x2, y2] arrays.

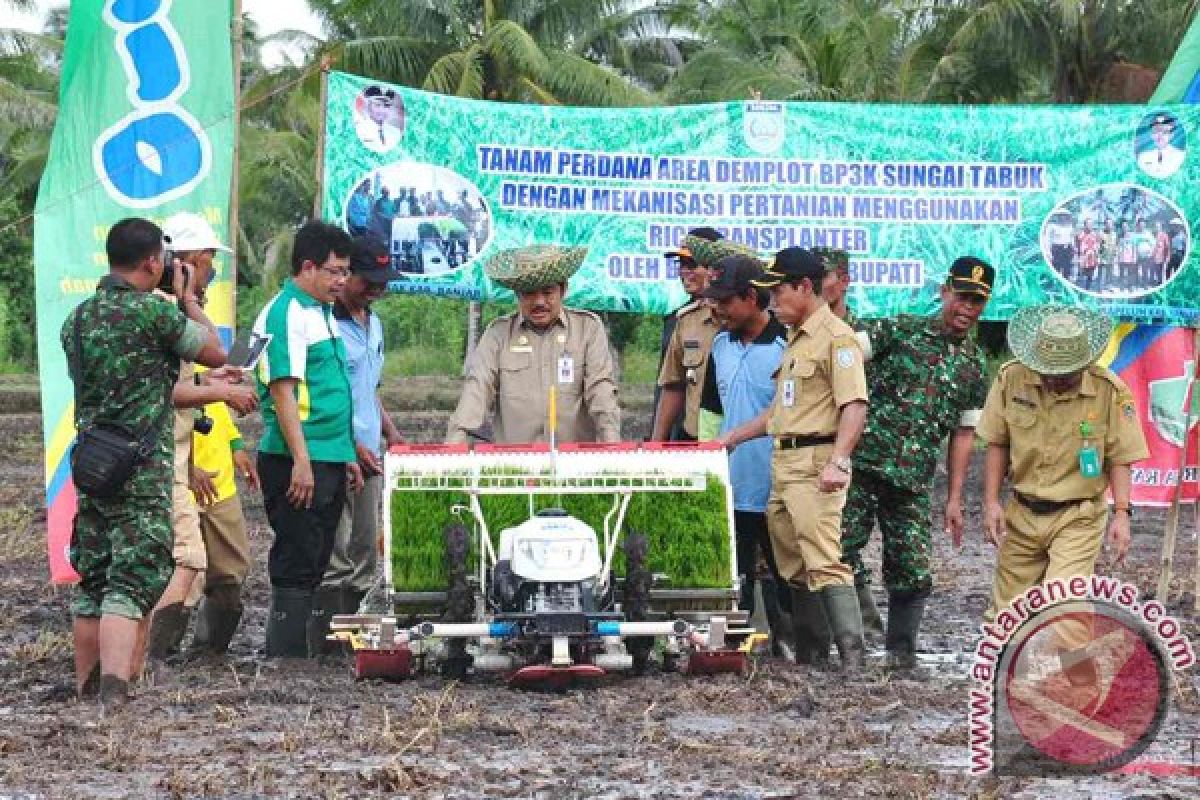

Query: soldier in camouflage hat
[[62, 218, 226, 705], [812, 246, 854, 324], [839, 256, 995, 669], [448, 244, 620, 444]]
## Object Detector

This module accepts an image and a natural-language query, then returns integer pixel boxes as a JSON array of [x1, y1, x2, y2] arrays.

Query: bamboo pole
[[312, 56, 333, 219], [1158, 327, 1199, 602], [228, 0, 243, 328]]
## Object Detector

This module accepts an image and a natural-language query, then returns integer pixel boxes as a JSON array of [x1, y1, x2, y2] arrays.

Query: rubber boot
[[344, 589, 367, 616], [856, 581, 884, 634], [820, 584, 866, 672], [790, 585, 832, 667], [98, 674, 129, 708], [146, 602, 191, 662], [265, 587, 312, 659], [760, 579, 795, 661], [885, 589, 928, 670], [190, 584, 244, 657], [307, 587, 343, 657]]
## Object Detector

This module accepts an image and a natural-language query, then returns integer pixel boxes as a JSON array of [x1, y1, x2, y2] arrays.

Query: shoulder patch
[[835, 346, 857, 369]]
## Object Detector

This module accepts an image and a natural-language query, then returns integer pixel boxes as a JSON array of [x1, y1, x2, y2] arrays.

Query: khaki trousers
[[185, 494, 252, 606], [765, 447, 854, 591], [320, 473, 383, 594], [171, 481, 206, 571]]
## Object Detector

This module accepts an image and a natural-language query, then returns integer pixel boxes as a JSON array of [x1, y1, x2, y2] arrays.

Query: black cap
[[364, 85, 396, 103], [946, 256, 994, 298], [665, 226, 723, 259], [699, 255, 766, 299], [751, 247, 823, 288], [349, 237, 401, 282]]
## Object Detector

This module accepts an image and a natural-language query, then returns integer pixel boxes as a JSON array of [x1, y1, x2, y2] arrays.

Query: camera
[[158, 249, 191, 294], [194, 410, 213, 436]]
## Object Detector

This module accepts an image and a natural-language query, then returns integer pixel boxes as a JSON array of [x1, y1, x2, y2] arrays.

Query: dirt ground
[[0, 407, 1197, 799]]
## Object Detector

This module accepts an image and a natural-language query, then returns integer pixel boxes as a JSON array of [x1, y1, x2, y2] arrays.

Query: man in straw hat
[[978, 305, 1148, 628], [650, 227, 726, 442], [718, 247, 870, 671], [447, 245, 620, 444], [839, 256, 994, 669]]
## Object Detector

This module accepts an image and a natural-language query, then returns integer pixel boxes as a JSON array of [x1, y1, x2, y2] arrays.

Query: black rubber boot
[[344, 589, 367, 616], [146, 602, 191, 662], [856, 581, 884, 634], [190, 584, 244, 657], [265, 587, 312, 659], [820, 584, 866, 673], [99, 674, 129, 708], [760, 579, 795, 661], [885, 589, 929, 670], [790, 585, 832, 667], [307, 587, 343, 658]]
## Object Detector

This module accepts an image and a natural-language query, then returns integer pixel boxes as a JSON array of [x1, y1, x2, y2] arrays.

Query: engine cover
[[498, 514, 603, 583]]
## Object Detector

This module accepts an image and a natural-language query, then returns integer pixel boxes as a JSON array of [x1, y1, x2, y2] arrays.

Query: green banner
[[323, 70, 1197, 325], [34, 0, 236, 582]]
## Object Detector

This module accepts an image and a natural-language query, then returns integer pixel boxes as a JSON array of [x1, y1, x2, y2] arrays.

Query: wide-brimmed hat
[[1007, 304, 1111, 375], [485, 244, 587, 293], [687, 236, 758, 269]]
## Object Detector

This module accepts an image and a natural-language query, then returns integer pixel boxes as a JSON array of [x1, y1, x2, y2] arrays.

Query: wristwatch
[[831, 456, 853, 474]]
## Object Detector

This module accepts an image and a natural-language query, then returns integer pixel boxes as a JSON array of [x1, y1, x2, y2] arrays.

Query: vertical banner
[[1099, 325, 1198, 506], [33, 0, 236, 583]]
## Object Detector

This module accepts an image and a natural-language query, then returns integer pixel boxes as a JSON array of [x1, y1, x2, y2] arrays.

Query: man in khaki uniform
[[718, 247, 869, 670], [447, 245, 621, 444], [651, 235, 757, 441], [979, 305, 1148, 618]]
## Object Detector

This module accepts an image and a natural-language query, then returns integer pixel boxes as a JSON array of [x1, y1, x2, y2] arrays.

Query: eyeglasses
[[316, 265, 350, 279]]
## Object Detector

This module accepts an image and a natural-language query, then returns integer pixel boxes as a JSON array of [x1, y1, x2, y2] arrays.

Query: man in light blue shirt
[[312, 237, 403, 652], [697, 255, 793, 659]]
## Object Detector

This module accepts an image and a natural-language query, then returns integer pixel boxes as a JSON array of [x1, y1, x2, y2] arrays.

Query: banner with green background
[[323, 70, 1197, 324], [35, 0, 236, 582]]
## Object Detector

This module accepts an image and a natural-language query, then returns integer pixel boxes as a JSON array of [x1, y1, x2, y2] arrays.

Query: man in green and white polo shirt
[[252, 220, 363, 658]]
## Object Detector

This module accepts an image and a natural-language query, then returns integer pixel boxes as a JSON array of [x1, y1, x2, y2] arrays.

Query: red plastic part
[[387, 443, 469, 455], [507, 664, 606, 688], [685, 649, 748, 675], [354, 647, 413, 680], [475, 442, 552, 453], [557, 442, 638, 452], [641, 441, 726, 452]]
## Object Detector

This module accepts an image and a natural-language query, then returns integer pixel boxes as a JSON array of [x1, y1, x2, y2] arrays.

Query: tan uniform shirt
[[656, 301, 718, 437], [173, 360, 195, 485], [447, 308, 621, 444], [768, 303, 868, 437], [976, 362, 1149, 503]]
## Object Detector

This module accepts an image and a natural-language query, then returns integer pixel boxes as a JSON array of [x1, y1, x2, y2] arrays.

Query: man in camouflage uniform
[[812, 246, 853, 324], [651, 228, 725, 441], [63, 218, 225, 704], [840, 256, 995, 668]]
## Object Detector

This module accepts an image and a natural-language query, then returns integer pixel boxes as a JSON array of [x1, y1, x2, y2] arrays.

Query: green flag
[[34, 0, 236, 582], [1152, 13, 1200, 103]]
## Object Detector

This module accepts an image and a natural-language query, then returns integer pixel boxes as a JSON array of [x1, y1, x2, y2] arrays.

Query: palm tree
[[306, 0, 667, 105], [0, 6, 62, 211]]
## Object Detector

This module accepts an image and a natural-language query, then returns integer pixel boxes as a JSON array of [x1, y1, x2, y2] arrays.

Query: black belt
[[1014, 491, 1082, 515], [776, 434, 836, 450]]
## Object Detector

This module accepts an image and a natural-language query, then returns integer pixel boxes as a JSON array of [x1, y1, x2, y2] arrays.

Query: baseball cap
[[751, 247, 823, 288], [665, 226, 723, 260], [700, 255, 766, 300], [349, 237, 401, 283], [162, 212, 232, 253], [946, 256, 994, 299]]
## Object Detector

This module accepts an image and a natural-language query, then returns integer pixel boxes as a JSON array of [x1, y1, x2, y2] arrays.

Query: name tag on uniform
[[558, 355, 575, 384], [510, 345, 533, 353], [782, 379, 796, 407]]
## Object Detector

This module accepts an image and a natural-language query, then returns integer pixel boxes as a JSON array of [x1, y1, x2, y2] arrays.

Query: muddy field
[[0, 389, 1197, 799]]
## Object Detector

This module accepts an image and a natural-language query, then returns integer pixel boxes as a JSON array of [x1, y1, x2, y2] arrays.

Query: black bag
[[67, 298, 171, 498]]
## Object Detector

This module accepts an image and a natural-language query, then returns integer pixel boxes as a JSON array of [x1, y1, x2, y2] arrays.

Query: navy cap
[[699, 255, 766, 299], [349, 237, 401, 282], [752, 247, 823, 288]]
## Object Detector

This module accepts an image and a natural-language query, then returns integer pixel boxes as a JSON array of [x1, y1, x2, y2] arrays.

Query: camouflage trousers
[[840, 468, 933, 592], [69, 493, 174, 620]]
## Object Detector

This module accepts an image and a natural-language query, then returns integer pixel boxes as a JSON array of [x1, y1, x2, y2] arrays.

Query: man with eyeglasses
[[252, 221, 363, 658], [651, 230, 758, 442], [310, 238, 404, 653]]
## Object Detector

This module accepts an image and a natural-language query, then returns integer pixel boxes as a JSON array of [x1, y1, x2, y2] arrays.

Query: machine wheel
[[441, 523, 473, 680], [623, 532, 653, 674]]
